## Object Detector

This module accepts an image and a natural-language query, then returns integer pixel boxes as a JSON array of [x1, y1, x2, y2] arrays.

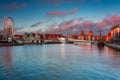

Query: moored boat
[[58, 38, 66, 44]]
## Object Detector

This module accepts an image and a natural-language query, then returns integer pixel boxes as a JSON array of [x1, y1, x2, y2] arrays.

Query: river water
[[0, 43, 120, 80]]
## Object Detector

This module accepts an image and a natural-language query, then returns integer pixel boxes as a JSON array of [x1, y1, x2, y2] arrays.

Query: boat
[[96, 41, 105, 47], [74, 41, 91, 45], [67, 38, 86, 42], [58, 38, 66, 44]]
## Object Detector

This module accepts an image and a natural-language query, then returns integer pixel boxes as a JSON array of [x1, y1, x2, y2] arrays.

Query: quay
[[104, 42, 120, 50]]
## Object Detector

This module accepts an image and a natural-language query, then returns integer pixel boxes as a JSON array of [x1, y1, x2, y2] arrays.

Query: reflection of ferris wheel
[[3, 16, 15, 35]]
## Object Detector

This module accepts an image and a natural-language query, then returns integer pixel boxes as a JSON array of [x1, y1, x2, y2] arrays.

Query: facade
[[109, 24, 120, 44], [44, 34, 64, 41], [96, 35, 106, 41], [106, 32, 111, 41], [67, 34, 79, 39], [23, 33, 42, 43], [67, 30, 96, 41], [78, 30, 86, 40], [14, 35, 24, 41], [78, 30, 95, 41]]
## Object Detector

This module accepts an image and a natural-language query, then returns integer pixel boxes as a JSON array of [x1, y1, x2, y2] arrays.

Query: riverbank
[[104, 42, 120, 50]]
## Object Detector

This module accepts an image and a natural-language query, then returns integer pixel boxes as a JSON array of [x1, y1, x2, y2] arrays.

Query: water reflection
[[97, 45, 104, 54], [106, 47, 120, 61], [2, 47, 13, 70], [0, 44, 119, 80], [87, 44, 92, 55], [61, 44, 65, 59]]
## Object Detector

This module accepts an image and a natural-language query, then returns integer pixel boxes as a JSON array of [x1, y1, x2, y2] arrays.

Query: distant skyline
[[0, 0, 120, 35]]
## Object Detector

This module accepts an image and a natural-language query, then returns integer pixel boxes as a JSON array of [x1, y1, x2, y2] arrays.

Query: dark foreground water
[[0, 43, 120, 80]]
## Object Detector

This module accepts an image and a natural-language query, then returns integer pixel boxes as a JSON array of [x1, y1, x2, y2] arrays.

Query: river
[[0, 43, 120, 80]]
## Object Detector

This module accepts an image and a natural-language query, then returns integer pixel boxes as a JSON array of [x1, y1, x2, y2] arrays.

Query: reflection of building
[[2, 47, 13, 70], [109, 24, 120, 44]]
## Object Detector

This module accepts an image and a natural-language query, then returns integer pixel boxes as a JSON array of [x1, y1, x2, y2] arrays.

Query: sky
[[0, 0, 120, 35]]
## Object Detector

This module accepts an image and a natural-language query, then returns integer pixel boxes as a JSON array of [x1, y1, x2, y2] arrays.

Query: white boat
[[74, 42, 91, 45], [67, 38, 86, 42], [58, 38, 66, 44]]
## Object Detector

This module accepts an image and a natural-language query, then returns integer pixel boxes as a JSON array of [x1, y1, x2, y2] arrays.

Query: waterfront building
[[87, 30, 95, 41], [106, 32, 111, 41], [14, 35, 24, 41], [44, 34, 64, 41], [110, 24, 120, 44], [23, 33, 42, 43], [96, 35, 106, 41], [67, 30, 96, 41], [78, 30, 86, 40], [67, 34, 79, 39], [78, 30, 95, 41]]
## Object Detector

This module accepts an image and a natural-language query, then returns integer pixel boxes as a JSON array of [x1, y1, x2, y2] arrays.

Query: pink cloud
[[82, 20, 94, 27], [47, 8, 78, 17], [97, 15, 120, 27], [0, 2, 28, 11], [44, 14, 120, 34], [17, 14, 120, 35], [98, 18, 110, 27], [44, 18, 84, 34]]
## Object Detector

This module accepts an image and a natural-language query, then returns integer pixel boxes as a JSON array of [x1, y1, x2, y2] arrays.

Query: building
[[44, 34, 64, 41], [78, 30, 86, 40], [23, 33, 42, 43], [87, 30, 95, 41], [110, 24, 120, 44], [106, 32, 111, 41], [78, 30, 95, 41], [68, 34, 79, 39], [14, 35, 24, 41]]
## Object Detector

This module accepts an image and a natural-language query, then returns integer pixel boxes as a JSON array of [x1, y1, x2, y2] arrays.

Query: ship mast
[[98, 28, 103, 41]]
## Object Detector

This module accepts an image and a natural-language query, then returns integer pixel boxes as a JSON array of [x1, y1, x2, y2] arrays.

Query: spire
[[80, 30, 84, 36], [88, 29, 93, 36]]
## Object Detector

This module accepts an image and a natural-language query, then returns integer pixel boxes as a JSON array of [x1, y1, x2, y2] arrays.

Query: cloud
[[44, 18, 84, 34], [30, 21, 42, 27], [82, 20, 94, 27], [97, 15, 120, 27], [16, 14, 120, 35], [0, 2, 28, 11], [47, 8, 78, 17], [44, 14, 120, 35], [16, 21, 43, 33]]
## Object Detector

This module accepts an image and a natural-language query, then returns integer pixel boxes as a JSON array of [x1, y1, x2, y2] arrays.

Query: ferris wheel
[[3, 16, 15, 35]]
